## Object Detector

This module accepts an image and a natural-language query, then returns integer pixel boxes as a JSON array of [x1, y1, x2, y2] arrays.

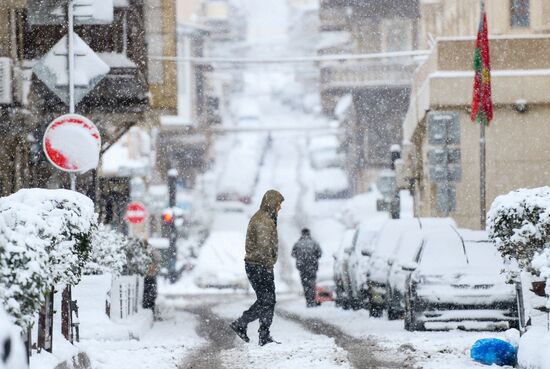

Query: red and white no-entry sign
[[43, 114, 101, 173], [125, 202, 147, 224]]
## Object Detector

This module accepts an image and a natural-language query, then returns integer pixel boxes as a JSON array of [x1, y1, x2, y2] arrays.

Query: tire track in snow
[[178, 305, 236, 369], [276, 309, 414, 369]]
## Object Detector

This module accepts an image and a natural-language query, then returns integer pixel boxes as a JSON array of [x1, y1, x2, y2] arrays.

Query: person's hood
[[260, 189, 284, 214]]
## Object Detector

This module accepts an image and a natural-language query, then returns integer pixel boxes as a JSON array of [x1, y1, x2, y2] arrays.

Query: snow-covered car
[[310, 148, 344, 170], [192, 210, 248, 289], [0, 308, 27, 369], [313, 168, 351, 200], [347, 217, 386, 309], [333, 229, 358, 309], [360, 218, 425, 316], [386, 221, 456, 320], [404, 229, 518, 331]]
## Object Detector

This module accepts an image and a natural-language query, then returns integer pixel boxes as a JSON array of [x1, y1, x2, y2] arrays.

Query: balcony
[[320, 60, 416, 92], [319, 6, 349, 32]]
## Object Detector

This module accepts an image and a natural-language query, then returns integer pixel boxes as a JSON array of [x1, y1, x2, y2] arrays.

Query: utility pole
[[167, 169, 178, 283], [390, 145, 401, 219]]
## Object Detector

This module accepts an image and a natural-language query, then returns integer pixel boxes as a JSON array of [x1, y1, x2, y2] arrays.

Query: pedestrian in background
[[230, 189, 285, 346], [143, 247, 161, 318], [292, 228, 322, 307]]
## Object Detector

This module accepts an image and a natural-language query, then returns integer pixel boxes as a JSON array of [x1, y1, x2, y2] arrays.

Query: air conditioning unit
[[0, 58, 13, 105]]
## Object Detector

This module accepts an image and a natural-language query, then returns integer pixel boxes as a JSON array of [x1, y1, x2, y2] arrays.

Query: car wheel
[[370, 303, 383, 318], [387, 306, 400, 320], [350, 298, 362, 310]]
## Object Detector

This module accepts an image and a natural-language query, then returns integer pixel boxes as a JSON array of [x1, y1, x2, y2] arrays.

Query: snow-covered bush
[[0, 216, 49, 330], [123, 238, 152, 276], [0, 189, 96, 328], [487, 187, 550, 271], [532, 249, 550, 281], [85, 224, 127, 275], [85, 225, 151, 276]]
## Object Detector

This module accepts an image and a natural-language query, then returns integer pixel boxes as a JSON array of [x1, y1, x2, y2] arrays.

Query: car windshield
[[464, 241, 504, 272], [418, 231, 468, 270]]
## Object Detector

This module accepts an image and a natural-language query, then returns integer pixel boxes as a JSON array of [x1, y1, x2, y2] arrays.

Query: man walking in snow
[[291, 228, 322, 307], [230, 189, 285, 346]]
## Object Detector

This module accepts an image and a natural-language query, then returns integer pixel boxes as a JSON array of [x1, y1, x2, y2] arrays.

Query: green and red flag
[[471, 3, 493, 125]]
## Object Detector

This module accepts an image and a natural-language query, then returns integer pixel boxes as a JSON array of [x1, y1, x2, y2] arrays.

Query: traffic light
[[162, 210, 173, 224]]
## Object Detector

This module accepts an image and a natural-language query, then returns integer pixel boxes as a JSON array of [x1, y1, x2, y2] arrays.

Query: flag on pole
[[471, 2, 493, 125]]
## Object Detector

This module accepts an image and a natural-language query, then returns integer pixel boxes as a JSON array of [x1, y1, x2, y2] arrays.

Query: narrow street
[[154, 104, 503, 369]]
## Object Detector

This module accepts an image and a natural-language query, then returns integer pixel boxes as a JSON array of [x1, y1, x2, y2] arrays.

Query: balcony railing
[[320, 60, 416, 90]]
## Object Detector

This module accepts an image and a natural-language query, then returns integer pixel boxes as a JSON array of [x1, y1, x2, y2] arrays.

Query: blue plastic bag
[[470, 338, 517, 366]]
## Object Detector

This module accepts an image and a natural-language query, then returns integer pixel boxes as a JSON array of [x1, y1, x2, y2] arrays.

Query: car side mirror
[[401, 262, 418, 272], [361, 248, 371, 257]]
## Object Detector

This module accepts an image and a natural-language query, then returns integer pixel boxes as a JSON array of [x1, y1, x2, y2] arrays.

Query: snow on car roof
[[313, 168, 349, 192], [355, 216, 387, 249], [393, 221, 456, 263], [309, 135, 339, 152], [372, 218, 422, 255]]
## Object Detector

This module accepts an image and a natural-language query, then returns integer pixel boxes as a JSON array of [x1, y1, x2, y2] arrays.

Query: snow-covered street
[[123, 103, 512, 369], [6, 1, 550, 369]]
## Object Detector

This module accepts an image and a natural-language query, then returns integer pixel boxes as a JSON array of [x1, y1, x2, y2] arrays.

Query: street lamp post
[[167, 169, 178, 283]]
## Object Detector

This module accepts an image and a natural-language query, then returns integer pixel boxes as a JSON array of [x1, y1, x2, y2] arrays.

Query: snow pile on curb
[[518, 326, 550, 369]]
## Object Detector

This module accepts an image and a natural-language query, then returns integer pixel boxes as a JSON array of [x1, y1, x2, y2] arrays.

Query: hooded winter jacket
[[244, 190, 284, 269]]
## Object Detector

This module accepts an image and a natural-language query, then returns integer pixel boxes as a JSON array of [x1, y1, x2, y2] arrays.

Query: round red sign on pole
[[125, 202, 147, 224], [43, 114, 101, 173]]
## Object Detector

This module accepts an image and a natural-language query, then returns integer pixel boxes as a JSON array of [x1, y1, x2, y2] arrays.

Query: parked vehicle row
[[308, 134, 350, 201], [333, 218, 519, 331], [216, 132, 269, 204]]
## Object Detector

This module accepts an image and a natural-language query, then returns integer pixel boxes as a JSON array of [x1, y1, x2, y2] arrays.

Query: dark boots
[[229, 321, 250, 343], [259, 329, 280, 346]]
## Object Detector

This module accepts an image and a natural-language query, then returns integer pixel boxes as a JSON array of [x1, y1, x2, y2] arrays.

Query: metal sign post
[[480, 123, 486, 229], [62, 0, 76, 344]]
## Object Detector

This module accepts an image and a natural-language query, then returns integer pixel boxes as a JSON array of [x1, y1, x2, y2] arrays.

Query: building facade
[[319, 0, 420, 193], [401, 0, 550, 229]]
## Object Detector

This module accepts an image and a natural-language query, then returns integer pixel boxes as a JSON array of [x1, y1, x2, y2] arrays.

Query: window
[[511, 0, 529, 28]]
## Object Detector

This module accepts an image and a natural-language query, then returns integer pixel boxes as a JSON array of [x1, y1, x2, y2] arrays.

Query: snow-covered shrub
[[487, 187, 550, 271], [123, 238, 152, 276], [85, 224, 127, 275], [0, 216, 49, 329], [85, 226, 151, 276], [0, 189, 96, 328], [532, 249, 550, 281]]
